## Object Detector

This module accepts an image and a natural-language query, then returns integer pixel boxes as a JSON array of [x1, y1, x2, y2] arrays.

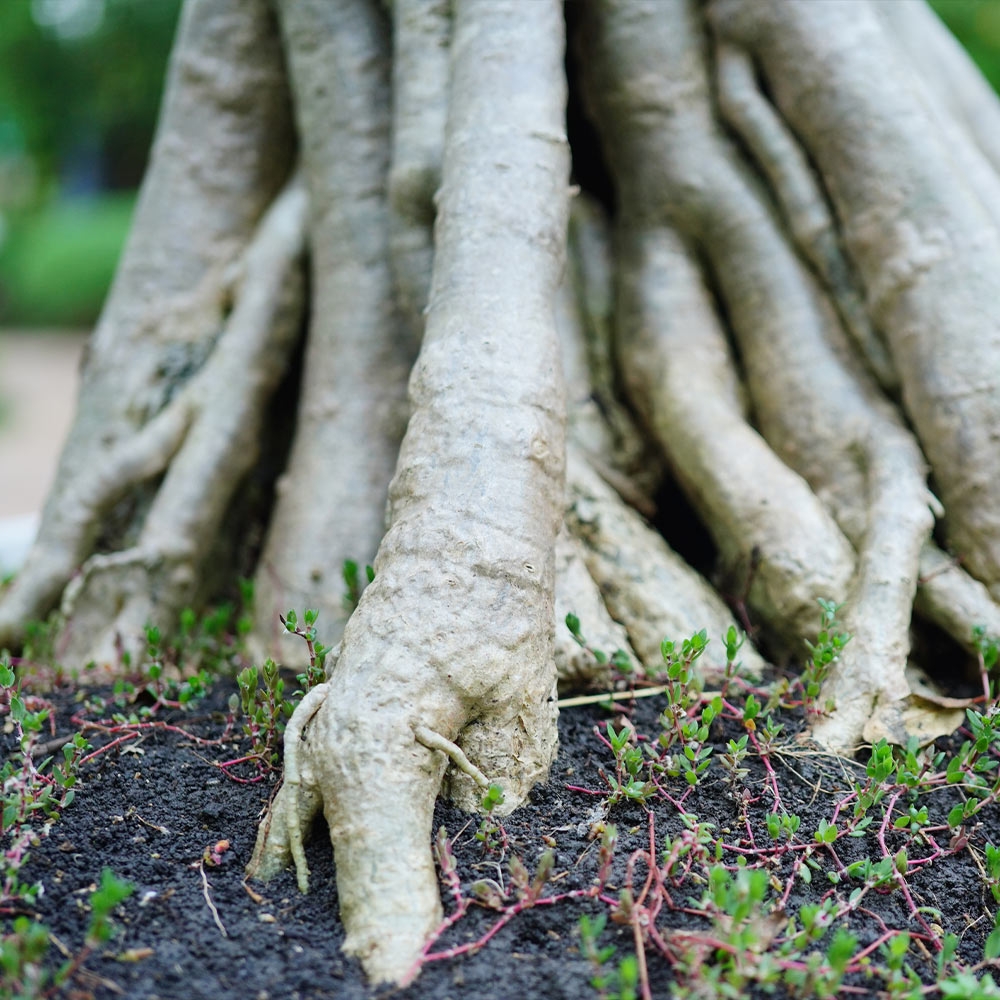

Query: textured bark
[[58, 177, 307, 667], [247, 0, 570, 982], [566, 449, 766, 683], [579, 0, 857, 652], [711, 0, 1000, 600], [387, 0, 450, 338], [250, 0, 413, 664]]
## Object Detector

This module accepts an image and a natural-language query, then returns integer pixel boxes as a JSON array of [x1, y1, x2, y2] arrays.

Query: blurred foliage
[[931, 0, 1000, 92], [0, 193, 135, 327], [0, 0, 181, 198], [0, 0, 180, 326]]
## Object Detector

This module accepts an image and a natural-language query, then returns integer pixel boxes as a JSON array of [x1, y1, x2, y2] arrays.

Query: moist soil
[[2, 671, 995, 1000]]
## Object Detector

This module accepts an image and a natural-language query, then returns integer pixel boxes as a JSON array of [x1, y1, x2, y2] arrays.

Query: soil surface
[[2, 662, 996, 1000]]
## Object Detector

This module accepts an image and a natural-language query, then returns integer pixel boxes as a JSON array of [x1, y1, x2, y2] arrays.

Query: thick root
[[248, 0, 569, 983], [578, 3, 857, 646], [710, 0, 1000, 597], [250, 0, 414, 666], [387, 0, 450, 337], [553, 526, 638, 690], [566, 450, 766, 682], [55, 177, 307, 667]]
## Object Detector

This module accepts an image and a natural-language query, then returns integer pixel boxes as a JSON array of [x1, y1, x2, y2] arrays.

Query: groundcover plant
[[3, 610, 1000, 998], [3, 0, 1000, 986]]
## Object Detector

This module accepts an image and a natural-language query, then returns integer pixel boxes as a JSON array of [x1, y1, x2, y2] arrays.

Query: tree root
[[579, 0, 987, 749], [387, 0, 450, 339], [248, 0, 570, 982], [566, 449, 765, 683], [710, 0, 1000, 598], [57, 177, 308, 667], [249, 0, 415, 665], [876, 0, 1000, 228], [553, 526, 638, 690]]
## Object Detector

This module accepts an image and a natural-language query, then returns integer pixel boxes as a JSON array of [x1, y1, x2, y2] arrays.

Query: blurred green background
[[0, 0, 997, 328], [0, 0, 180, 327]]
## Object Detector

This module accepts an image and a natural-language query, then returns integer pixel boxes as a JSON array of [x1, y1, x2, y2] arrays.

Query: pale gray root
[[614, 224, 853, 646], [650, 5, 936, 744], [551, 286, 648, 690], [618, 225, 854, 645], [0, 0, 293, 651], [553, 525, 638, 691], [248, 681, 329, 891], [710, 0, 1000, 598], [564, 197, 663, 501], [915, 544, 1000, 658], [387, 0, 450, 337], [581, 0, 957, 748], [251, 0, 414, 666], [56, 177, 308, 667], [566, 449, 765, 684], [579, 0, 855, 649], [554, 237, 758, 687], [247, 0, 570, 983], [879, 1, 1000, 192], [712, 41, 896, 391], [871, 1, 1000, 236]]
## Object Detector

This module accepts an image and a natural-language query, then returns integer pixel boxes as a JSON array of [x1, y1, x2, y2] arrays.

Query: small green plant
[[475, 782, 507, 853], [1, 659, 90, 909], [600, 722, 654, 805], [798, 599, 851, 714], [342, 559, 375, 615], [0, 869, 132, 999], [280, 608, 330, 690], [231, 609, 329, 778], [579, 913, 638, 1000], [235, 658, 290, 769]]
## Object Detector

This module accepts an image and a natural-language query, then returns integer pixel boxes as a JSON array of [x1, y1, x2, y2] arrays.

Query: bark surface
[[247, 0, 570, 982]]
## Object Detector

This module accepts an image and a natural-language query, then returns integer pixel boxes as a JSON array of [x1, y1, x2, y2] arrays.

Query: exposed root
[[915, 544, 1000, 656], [566, 450, 766, 682], [387, 0, 450, 337], [413, 726, 491, 789], [248, 0, 569, 982], [710, 0, 1000, 597], [55, 176, 308, 667], [553, 526, 638, 690], [712, 40, 896, 390], [876, 0, 1000, 225], [250, 0, 414, 665]]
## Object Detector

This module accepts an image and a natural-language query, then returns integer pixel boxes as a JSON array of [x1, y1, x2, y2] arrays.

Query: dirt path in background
[[0, 329, 86, 519]]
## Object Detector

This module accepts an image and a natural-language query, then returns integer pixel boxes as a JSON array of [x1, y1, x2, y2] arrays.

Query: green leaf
[[986, 916, 1000, 961]]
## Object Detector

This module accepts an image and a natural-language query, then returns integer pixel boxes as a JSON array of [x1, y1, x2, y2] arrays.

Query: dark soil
[[3, 673, 996, 1000]]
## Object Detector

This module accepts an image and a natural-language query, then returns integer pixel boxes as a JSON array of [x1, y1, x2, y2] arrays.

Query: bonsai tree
[[3, 0, 1000, 984]]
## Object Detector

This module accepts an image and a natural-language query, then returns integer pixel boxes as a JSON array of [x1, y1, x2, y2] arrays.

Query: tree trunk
[[5, 0, 1000, 984]]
